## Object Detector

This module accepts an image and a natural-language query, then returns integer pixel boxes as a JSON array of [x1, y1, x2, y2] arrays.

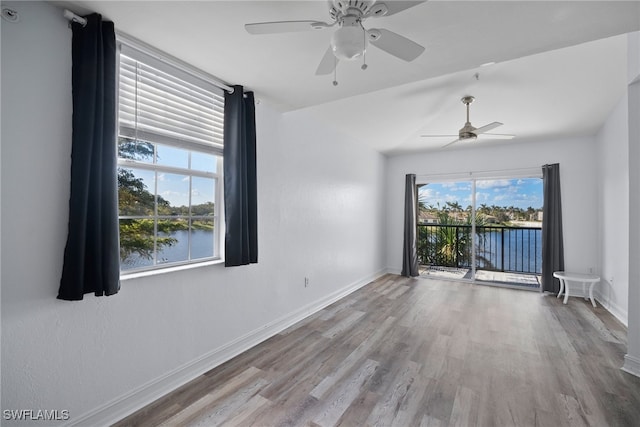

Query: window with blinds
[[118, 47, 225, 153], [116, 43, 224, 273]]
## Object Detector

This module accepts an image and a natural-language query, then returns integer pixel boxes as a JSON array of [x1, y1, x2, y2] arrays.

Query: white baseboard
[[67, 268, 388, 427], [386, 267, 402, 275], [622, 354, 640, 378], [593, 290, 628, 327]]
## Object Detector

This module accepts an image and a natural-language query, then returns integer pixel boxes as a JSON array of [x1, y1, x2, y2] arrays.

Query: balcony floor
[[419, 265, 541, 289]]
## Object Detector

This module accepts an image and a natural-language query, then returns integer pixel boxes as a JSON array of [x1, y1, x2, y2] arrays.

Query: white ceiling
[[59, 0, 640, 154]]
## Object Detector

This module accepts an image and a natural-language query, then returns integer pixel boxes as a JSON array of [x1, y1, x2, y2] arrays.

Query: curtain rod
[[62, 9, 238, 95], [416, 166, 543, 182], [63, 9, 86, 26]]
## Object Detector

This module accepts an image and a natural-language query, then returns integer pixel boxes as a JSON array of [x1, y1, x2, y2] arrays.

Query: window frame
[[116, 39, 225, 275]]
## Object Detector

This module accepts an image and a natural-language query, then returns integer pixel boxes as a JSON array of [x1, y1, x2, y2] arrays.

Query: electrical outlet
[[304, 277, 309, 287]]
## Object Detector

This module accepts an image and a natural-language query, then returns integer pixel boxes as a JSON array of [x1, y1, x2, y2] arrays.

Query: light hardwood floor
[[114, 274, 640, 426]]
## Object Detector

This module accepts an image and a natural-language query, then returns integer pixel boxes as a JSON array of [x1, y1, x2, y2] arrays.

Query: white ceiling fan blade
[[420, 134, 458, 138], [368, 28, 425, 62], [315, 46, 338, 75], [473, 122, 503, 134], [245, 21, 330, 35], [370, 1, 426, 17], [479, 133, 516, 140], [442, 139, 461, 149]]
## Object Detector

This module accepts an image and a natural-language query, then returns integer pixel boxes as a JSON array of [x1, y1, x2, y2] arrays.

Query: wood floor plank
[[310, 359, 379, 427], [334, 390, 379, 427], [310, 316, 396, 399], [321, 311, 365, 339], [113, 275, 640, 427], [211, 393, 271, 427], [366, 360, 420, 426], [158, 367, 266, 427], [448, 386, 479, 427]]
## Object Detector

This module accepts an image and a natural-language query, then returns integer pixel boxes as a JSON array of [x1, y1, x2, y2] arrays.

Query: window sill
[[120, 258, 224, 281]]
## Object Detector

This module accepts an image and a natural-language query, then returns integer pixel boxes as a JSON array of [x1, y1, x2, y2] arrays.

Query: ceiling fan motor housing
[[329, 0, 376, 21], [459, 122, 478, 140]]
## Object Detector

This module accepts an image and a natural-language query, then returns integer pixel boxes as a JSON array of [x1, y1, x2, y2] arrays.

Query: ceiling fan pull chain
[[361, 26, 368, 70], [333, 55, 338, 86]]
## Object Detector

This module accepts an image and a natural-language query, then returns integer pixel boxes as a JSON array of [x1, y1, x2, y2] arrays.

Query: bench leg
[[557, 278, 564, 299], [589, 282, 597, 308]]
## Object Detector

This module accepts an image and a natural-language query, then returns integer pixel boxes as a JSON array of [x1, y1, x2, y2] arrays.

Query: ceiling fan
[[422, 96, 515, 148], [245, 1, 426, 78]]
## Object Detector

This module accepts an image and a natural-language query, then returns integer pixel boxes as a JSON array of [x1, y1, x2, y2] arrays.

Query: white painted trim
[[66, 268, 387, 427], [416, 166, 542, 184], [386, 267, 402, 275], [593, 290, 628, 327], [622, 354, 640, 378]]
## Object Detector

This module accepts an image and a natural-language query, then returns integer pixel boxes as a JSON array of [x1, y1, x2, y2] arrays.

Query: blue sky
[[129, 169, 215, 208], [419, 178, 543, 210], [125, 143, 217, 208]]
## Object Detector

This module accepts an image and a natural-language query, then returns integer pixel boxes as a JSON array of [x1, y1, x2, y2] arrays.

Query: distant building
[[448, 211, 468, 222], [484, 215, 499, 224], [419, 212, 438, 224]]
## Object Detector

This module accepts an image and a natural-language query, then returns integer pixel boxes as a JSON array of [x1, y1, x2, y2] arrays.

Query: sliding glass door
[[417, 181, 473, 280], [417, 174, 543, 288]]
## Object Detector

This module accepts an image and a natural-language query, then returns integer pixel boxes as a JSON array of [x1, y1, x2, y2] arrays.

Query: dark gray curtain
[[58, 14, 120, 300], [223, 86, 258, 266], [541, 163, 564, 293], [401, 174, 419, 277]]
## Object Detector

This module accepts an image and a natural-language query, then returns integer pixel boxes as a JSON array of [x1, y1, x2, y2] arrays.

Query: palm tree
[[446, 201, 462, 211]]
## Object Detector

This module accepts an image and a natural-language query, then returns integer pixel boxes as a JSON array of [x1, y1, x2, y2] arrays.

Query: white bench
[[553, 271, 600, 307]]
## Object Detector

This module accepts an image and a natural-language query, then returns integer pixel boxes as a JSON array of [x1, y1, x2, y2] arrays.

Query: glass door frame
[[416, 167, 543, 285]]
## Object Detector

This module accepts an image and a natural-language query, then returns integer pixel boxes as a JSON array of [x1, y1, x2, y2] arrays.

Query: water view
[[121, 229, 215, 270], [117, 138, 219, 272]]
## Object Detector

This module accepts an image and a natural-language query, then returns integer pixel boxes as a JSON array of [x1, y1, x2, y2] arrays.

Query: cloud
[[161, 190, 183, 198], [420, 188, 437, 198], [476, 192, 491, 203], [420, 179, 542, 210], [438, 182, 471, 192], [476, 179, 512, 189]]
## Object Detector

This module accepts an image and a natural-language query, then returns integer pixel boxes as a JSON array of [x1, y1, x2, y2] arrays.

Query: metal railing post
[[501, 228, 505, 272], [455, 226, 459, 268]]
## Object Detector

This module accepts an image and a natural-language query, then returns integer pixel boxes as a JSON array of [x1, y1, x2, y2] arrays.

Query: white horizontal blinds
[[118, 46, 224, 154]]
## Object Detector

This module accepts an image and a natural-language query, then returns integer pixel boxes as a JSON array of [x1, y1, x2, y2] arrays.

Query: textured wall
[[624, 31, 640, 378], [596, 94, 629, 325]]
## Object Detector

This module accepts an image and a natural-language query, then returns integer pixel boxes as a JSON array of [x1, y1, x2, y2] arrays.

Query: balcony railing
[[417, 224, 542, 274]]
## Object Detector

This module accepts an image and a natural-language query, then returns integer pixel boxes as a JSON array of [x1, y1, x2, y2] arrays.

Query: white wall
[[624, 31, 640, 377], [0, 2, 386, 425], [596, 94, 629, 324], [385, 137, 599, 278]]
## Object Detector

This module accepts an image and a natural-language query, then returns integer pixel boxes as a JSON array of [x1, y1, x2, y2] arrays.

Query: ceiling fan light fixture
[[331, 24, 367, 60]]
